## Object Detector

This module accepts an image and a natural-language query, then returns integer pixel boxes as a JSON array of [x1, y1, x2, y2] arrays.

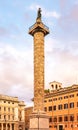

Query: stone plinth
[[29, 111, 49, 130]]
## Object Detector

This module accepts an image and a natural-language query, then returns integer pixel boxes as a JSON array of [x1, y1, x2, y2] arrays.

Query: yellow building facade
[[44, 81, 78, 130], [0, 94, 25, 130], [25, 81, 78, 130]]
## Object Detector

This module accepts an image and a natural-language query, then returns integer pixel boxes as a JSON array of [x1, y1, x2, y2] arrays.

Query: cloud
[[70, 4, 78, 21], [59, 1, 78, 29], [0, 27, 9, 36], [58, 1, 78, 42], [45, 37, 78, 88], [60, 0, 68, 9], [0, 44, 33, 104], [24, 12, 31, 21], [29, 4, 60, 19], [42, 10, 60, 19], [29, 4, 40, 11], [0, 24, 21, 38], [0, 38, 78, 106]]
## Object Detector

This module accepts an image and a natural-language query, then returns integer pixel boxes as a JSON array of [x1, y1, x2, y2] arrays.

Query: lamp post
[[38, 116, 39, 130], [19, 126, 22, 130], [4, 119, 6, 130], [71, 116, 74, 130], [37, 111, 40, 130]]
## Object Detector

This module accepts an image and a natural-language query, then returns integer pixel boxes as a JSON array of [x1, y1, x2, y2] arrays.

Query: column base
[[29, 111, 49, 130]]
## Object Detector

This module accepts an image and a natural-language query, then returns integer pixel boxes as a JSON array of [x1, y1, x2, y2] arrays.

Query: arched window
[[56, 85, 57, 89], [51, 85, 54, 89]]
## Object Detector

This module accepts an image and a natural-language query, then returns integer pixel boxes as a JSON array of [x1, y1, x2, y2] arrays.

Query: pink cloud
[[60, 0, 68, 10], [45, 38, 78, 88], [58, 4, 78, 30], [0, 45, 33, 103], [0, 27, 9, 36], [70, 5, 78, 21]]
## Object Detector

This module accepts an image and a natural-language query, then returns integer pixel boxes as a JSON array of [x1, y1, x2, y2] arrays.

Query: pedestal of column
[[29, 111, 49, 130]]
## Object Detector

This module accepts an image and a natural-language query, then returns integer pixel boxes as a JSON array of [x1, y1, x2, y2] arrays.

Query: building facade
[[25, 81, 78, 130], [25, 107, 33, 130], [0, 94, 25, 130], [44, 81, 78, 130]]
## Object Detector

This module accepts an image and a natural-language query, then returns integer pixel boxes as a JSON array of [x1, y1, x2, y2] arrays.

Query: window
[[8, 101, 10, 104], [56, 85, 57, 89], [4, 107, 6, 111], [49, 125, 52, 128], [53, 98, 57, 101], [64, 96, 68, 99], [59, 116, 62, 122], [4, 101, 6, 103], [0, 115, 1, 119], [69, 94, 74, 98], [77, 93, 78, 96], [58, 104, 62, 110], [8, 115, 10, 120], [54, 125, 57, 128], [12, 108, 14, 112], [49, 117, 52, 122], [44, 107, 47, 112], [71, 124, 73, 128], [70, 115, 74, 121], [58, 97, 63, 100], [53, 106, 56, 111], [20, 118, 21, 121], [8, 108, 10, 112], [77, 102, 78, 107], [19, 110, 21, 115], [0, 107, 1, 111], [64, 116, 68, 121], [64, 103, 68, 109], [12, 116, 14, 120], [70, 102, 74, 108], [49, 106, 52, 111], [4, 115, 6, 120], [49, 99, 52, 102], [65, 125, 67, 128], [77, 114, 78, 121], [12, 102, 14, 104], [44, 100, 47, 103], [53, 117, 57, 122], [51, 85, 54, 88]]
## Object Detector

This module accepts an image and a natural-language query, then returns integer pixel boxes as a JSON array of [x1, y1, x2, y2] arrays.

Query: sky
[[0, 0, 78, 106]]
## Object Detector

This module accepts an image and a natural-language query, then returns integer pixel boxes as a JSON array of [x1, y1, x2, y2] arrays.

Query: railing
[[43, 24, 49, 30], [29, 23, 36, 30], [29, 22, 49, 31]]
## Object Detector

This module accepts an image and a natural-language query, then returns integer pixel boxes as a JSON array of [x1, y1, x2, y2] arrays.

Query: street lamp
[[37, 111, 40, 130], [19, 125, 22, 130], [38, 115, 39, 130], [71, 116, 74, 130]]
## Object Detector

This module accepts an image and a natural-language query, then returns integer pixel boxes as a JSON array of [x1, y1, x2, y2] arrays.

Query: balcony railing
[[29, 22, 49, 31]]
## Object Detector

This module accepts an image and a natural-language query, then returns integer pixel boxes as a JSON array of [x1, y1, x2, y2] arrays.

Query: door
[[59, 125, 63, 130]]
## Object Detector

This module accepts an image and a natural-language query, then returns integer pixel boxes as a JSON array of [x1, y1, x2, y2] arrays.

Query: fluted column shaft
[[34, 32, 44, 111]]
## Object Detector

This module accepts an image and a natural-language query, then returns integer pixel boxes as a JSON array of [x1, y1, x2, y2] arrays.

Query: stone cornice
[[0, 94, 19, 102], [29, 21, 49, 36], [45, 85, 78, 98]]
